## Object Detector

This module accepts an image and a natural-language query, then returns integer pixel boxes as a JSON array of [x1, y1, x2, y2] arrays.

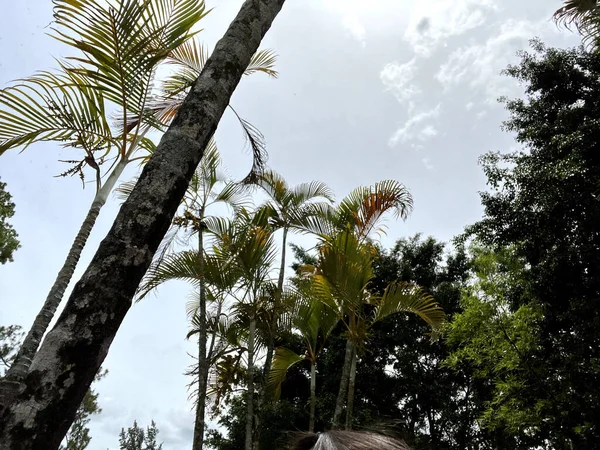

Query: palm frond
[[137, 250, 202, 299], [373, 281, 446, 332], [228, 106, 268, 184], [266, 347, 304, 400], [0, 70, 113, 155], [245, 49, 279, 78]]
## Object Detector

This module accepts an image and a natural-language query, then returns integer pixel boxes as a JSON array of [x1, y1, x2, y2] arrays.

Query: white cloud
[[389, 104, 441, 147], [422, 157, 435, 170], [380, 58, 421, 106], [435, 18, 559, 101], [342, 15, 367, 47], [404, 0, 498, 57]]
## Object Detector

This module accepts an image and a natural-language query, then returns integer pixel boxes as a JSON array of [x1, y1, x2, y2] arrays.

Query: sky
[[0, 0, 582, 448]]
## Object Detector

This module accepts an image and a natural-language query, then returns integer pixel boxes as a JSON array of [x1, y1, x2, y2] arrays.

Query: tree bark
[[2, 159, 127, 387], [345, 346, 357, 430], [192, 230, 208, 450], [332, 338, 353, 428], [262, 226, 288, 379], [309, 359, 316, 433], [0, 1, 286, 448], [245, 314, 256, 450]]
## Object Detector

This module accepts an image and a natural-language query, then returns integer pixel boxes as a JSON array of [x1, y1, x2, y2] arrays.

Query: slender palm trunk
[[2, 159, 127, 386], [0, 0, 286, 445], [245, 312, 257, 450], [332, 338, 353, 428], [192, 229, 208, 450], [309, 359, 316, 433], [345, 347, 357, 430], [262, 227, 288, 379]]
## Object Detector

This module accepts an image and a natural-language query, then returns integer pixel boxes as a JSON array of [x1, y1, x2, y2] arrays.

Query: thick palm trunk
[[245, 314, 256, 450], [332, 338, 353, 428], [192, 230, 208, 450], [0, 1, 286, 447], [1, 159, 127, 388], [344, 347, 357, 430], [309, 360, 316, 433], [262, 227, 288, 379]]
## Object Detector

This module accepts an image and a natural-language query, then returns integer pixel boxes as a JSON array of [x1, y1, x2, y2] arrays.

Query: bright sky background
[[0, 0, 582, 448]]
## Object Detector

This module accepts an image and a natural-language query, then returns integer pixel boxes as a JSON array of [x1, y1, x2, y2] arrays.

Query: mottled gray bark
[[192, 229, 208, 450], [0, 1, 286, 448], [2, 159, 127, 387], [332, 338, 353, 429], [345, 346, 357, 430], [309, 360, 316, 433]]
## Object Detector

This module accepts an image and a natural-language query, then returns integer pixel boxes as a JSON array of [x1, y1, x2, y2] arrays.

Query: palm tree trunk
[[309, 359, 316, 433], [0, 1, 286, 446], [344, 347, 357, 430], [192, 230, 208, 450], [2, 158, 127, 386], [262, 226, 288, 379], [332, 338, 353, 428], [245, 313, 256, 450]]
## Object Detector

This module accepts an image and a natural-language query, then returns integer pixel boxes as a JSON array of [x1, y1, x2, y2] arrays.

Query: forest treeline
[[0, 1, 599, 449]]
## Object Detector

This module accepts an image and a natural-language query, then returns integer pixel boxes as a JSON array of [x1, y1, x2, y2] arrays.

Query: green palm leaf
[[373, 281, 447, 331], [137, 250, 203, 299], [266, 347, 304, 400]]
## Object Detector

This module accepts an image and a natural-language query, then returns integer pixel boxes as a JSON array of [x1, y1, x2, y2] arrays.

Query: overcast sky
[[0, 0, 582, 448]]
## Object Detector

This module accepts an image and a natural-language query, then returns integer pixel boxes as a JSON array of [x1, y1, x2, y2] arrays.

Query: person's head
[[289, 430, 410, 450]]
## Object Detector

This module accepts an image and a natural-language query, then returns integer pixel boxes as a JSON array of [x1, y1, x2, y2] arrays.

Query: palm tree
[[129, 143, 249, 450], [0, 0, 209, 383], [312, 230, 446, 429], [215, 213, 277, 450], [554, 0, 600, 47], [266, 287, 339, 432], [254, 170, 334, 384], [0, 0, 278, 384]]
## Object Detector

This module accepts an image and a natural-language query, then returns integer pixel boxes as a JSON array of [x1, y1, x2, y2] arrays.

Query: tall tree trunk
[[345, 347, 357, 430], [2, 159, 127, 388], [309, 359, 316, 433], [332, 338, 353, 428], [245, 314, 256, 450], [255, 227, 288, 449], [192, 229, 208, 450], [262, 226, 288, 379], [0, 1, 286, 448]]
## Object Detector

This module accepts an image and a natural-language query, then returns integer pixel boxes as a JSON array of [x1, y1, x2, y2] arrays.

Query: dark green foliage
[[118, 420, 163, 450], [461, 40, 600, 447], [0, 178, 20, 264]]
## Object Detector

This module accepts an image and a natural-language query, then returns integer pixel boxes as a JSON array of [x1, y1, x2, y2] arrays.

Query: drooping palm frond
[[373, 281, 446, 332], [266, 347, 304, 400], [0, 70, 114, 156], [553, 0, 600, 47], [228, 106, 268, 184]]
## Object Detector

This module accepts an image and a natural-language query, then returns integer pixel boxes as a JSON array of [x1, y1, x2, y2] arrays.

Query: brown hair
[[289, 430, 410, 450]]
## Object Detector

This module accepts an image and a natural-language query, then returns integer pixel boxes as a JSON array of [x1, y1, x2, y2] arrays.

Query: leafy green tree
[[119, 420, 162, 450], [0, 0, 286, 446], [0, 179, 20, 264], [463, 40, 600, 446]]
